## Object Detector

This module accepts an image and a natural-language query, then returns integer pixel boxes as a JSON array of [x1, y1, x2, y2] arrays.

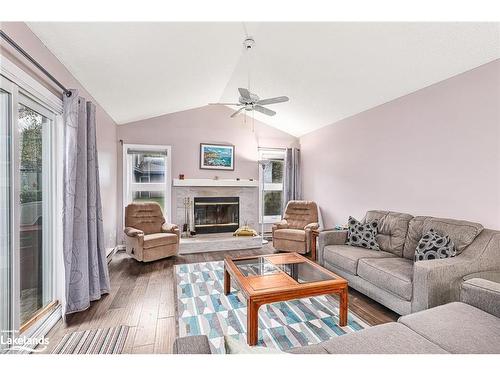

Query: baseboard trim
[[106, 246, 121, 263]]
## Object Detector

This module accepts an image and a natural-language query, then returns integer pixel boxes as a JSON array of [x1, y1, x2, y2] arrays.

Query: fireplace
[[194, 197, 240, 234]]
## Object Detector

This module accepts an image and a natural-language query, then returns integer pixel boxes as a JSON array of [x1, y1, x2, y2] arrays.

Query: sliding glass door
[[0, 75, 57, 350], [0, 87, 12, 350], [17, 97, 54, 326]]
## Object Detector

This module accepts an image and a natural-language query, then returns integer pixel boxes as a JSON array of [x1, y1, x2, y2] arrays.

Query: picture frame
[[199, 143, 235, 170]]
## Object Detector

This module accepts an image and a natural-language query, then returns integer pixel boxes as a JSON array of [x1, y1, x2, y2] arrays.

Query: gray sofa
[[173, 277, 500, 354], [318, 210, 500, 315]]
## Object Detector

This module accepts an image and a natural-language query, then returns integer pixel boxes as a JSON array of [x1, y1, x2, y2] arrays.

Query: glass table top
[[463, 271, 500, 283], [233, 255, 336, 284]]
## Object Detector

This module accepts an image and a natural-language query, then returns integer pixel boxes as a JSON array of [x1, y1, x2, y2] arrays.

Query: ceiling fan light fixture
[[243, 37, 255, 50]]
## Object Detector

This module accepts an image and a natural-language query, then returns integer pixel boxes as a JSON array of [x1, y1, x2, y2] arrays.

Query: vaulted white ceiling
[[28, 22, 500, 136]]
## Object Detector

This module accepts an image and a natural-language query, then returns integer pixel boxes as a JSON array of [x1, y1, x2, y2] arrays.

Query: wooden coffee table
[[224, 252, 348, 346]]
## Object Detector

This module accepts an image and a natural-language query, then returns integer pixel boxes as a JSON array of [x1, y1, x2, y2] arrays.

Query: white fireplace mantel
[[172, 178, 259, 188]]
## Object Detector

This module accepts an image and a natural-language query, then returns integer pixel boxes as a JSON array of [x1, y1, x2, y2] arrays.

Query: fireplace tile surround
[[172, 184, 259, 237], [172, 182, 260, 254]]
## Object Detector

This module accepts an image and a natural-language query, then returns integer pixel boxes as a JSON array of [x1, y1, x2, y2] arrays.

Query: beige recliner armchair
[[124, 202, 180, 262], [272, 200, 319, 254]]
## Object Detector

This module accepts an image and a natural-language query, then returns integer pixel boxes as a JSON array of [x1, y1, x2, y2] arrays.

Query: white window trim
[[258, 148, 286, 225], [0, 56, 62, 114], [122, 144, 172, 226]]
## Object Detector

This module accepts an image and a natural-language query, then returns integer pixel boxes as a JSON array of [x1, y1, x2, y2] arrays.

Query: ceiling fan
[[209, 36, 289, 118], [210, 87, 289, 118]]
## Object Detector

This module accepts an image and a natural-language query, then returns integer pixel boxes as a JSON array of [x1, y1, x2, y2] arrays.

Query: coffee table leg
[[224, 266, 230, 295], [339, 287, 348, 327], [247, 299, 260, 346]]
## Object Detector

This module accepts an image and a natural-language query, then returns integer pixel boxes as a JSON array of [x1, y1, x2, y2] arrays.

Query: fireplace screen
[[194, 197, 240, 234]]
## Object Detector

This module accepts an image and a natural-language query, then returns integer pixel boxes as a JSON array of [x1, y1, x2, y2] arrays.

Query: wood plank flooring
[[43, 245, 399, 354]]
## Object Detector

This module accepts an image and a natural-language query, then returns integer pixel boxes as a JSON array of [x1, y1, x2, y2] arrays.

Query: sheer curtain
[[63, 89, 110, 315]]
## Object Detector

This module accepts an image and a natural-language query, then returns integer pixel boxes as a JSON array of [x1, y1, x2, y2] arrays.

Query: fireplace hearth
[[194, 197, 240, 234]]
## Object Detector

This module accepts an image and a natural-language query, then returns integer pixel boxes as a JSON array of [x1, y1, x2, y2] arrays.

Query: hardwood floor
[[44, 245, 399, 354]]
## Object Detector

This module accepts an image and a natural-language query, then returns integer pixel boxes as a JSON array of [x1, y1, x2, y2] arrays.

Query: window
[[259, 148, 286, 224], [1, 71, 61, 349], [123, 145, 171, 223]]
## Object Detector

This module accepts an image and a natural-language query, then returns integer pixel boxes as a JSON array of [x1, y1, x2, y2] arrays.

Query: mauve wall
[[0, 22, 119, 251], [300, 59, 500, 230], [116, 105, 298, 242]]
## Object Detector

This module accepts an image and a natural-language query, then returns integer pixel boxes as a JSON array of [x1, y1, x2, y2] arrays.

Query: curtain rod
[[0, 30, 72, 97]]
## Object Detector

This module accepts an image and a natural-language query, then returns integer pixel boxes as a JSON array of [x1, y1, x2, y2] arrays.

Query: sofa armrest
[[124, 227, 144, 237], [460, 278, 500, 318], [412, 230, 500, 313], [412, 256, 476, 312], [317, 230, 347, 265], [173, 335, 212, 354]]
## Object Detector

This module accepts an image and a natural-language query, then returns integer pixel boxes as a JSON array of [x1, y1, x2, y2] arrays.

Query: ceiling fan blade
[[238, 88, 252, 100], [253, 105, 276, 116], [209, 102, 242, 106], [230, 107, 245, 118], [256, 96, 289, 106]]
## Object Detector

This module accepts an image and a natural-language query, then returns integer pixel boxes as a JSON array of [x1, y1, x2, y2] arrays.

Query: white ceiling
[[28, 22, 500, 137]]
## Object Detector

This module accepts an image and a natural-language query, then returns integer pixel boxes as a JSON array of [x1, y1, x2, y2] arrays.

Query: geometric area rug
[[175, 261, 369, 354]]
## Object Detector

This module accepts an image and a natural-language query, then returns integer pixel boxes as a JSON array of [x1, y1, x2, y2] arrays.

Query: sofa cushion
[[357, 257, 414, 300], [460, 277, 500, 318], [273, 228, 305, 242], [414, 229, 456, 261], [288, 322, 448, 354], [364, 210, 413, 257], [399, 302, 500, 354], [403, 216, 483, 259], [346, 216, 380, 250], [323, 245, 395, 275], [143, 232, 178, 249]]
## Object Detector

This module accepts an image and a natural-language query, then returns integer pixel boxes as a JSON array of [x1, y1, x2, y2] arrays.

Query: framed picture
[[200, 143, 235, 170]]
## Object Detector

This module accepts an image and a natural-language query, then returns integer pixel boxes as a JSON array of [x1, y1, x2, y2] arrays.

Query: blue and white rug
[[175, 261, 369, 353]]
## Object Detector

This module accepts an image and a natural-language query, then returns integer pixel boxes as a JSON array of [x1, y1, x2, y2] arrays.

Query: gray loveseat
[[173, 277, 500, 354], [318, 210, 500, 315]]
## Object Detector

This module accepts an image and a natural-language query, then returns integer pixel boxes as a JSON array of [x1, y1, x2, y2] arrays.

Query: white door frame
[[122, 144, 172, 225], [0, 70, 62, 346]]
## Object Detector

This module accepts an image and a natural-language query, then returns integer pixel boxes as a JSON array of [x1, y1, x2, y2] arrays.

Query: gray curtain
[[63, 89, 110, 315], [284, 148, 302, 205]]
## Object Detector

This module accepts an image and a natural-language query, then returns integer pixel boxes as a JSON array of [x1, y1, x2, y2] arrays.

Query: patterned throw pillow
[[346, 216, 380, 250], [415, 229, 456, 261]]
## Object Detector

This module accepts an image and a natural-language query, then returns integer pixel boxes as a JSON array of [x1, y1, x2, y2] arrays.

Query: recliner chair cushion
[[143, 232, 178, 249], [125, 202, 165, 235], [282, 201, 318, 229], [273, 228, 306, 242], [357, 257, 414, 300], [323, 245, 396, 275]]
